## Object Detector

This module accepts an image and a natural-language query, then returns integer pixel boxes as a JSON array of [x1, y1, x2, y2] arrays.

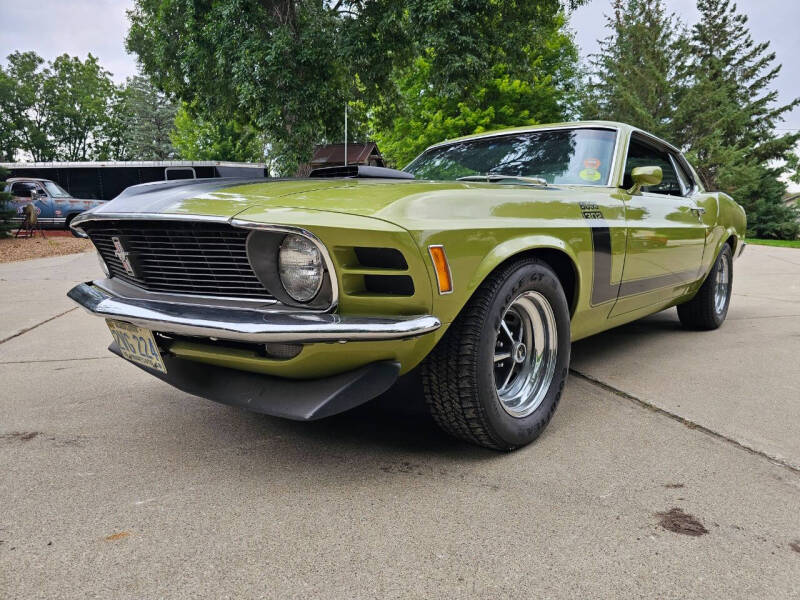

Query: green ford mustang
[[68, 121, 746, 450]]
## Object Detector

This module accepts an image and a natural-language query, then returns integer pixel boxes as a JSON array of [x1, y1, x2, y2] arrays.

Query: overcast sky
[[1, 0, 798, 133]]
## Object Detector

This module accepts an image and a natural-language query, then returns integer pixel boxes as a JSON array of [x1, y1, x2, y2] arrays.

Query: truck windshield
[[43, 181, 72, 198], [404, 128, 617, 186]]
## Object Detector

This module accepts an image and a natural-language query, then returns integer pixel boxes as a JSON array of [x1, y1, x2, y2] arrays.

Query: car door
[[10, 181, 54, 224], [609, 134, 707, 317]]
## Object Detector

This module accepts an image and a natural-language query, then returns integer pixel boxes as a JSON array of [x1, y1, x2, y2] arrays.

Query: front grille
[[85, 220, 274, 300]]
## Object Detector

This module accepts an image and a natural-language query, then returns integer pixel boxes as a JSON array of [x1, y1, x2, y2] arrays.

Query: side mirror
[[32, 189, 47, 199], [627, 166, 662, 195]]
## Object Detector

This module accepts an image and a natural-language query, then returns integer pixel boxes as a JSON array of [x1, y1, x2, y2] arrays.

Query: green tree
[[126, 0, 585, 174], [376, 54, 577, 166], [95, 75, 179, 161], [122, 75, 178, 159], [171, 104, 265, 162], [1, 51, 57, 161], [127, 0, 345, 174], [673, 0, 800, 238], [0, 68, 17, 161], [48, 53, 115, 160], [581, 0, 686, 141], [95, 85, 134, 160], [0, 52, 120, 162]]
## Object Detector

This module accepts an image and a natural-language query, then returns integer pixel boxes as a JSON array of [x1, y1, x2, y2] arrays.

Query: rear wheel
[[677, 244, 733, 330], [421, 258, 571, 451]]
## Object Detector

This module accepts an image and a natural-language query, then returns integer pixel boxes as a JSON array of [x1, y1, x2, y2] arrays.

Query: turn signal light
[[428, 245, 453, 294]]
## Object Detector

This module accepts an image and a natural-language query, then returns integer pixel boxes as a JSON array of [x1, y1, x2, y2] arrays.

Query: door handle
[[690, 207, 705, 218]]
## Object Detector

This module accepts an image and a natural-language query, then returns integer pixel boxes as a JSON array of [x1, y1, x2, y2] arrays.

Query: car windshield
[[43, 181, 72, 198], [404, 128, 617, 186]]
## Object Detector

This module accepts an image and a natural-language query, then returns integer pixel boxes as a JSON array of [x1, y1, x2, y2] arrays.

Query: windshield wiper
[[457, 174, 548, 186]]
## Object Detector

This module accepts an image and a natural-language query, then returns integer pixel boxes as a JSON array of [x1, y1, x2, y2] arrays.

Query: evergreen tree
[[674, 0, 799, 238], [582, 0, 686, 141], [122, 75, 178, 160]]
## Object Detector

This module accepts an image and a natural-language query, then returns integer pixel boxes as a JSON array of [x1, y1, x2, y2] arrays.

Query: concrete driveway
[[1, 246, 799, 599]]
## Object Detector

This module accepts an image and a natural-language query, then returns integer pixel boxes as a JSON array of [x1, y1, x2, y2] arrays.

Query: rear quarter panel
[[695, 191, 746, 278]]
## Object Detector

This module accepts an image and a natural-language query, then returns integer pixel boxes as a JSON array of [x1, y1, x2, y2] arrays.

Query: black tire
[[421, 258, 571, 451], [677, 244, 733, 330]]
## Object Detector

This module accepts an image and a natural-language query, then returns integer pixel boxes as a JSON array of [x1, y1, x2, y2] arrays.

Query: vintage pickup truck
[[67, 121, 746, 450], [4, 177, 104, 233]]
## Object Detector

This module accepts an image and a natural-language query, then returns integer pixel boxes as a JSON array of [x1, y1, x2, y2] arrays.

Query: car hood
[[85, 178, 352, 219], [84, 176, 587, 230]]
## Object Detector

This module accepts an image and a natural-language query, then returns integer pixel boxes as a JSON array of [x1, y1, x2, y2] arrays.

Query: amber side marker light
[[428, 245, 453, 294]]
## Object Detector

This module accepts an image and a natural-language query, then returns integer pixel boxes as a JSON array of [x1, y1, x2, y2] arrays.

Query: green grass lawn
[[746, 238, 800, 248]]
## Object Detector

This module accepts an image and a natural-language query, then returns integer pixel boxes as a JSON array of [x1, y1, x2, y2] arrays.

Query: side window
[[10, 182, 38, 198], [670, 154, 693, 195], [623, 138, 683, 196]]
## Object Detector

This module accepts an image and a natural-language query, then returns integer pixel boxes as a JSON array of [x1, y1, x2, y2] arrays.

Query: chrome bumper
[[67, 282, 441, 343]]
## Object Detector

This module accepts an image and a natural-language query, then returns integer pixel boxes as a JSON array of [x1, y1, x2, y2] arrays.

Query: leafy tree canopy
[[171, 103, 266, 163], [0, 51, 116, 161], [47, 54, 115, 160], [126, 0, 585, 174]]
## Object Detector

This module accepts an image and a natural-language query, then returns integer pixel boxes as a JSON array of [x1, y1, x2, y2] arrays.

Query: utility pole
[[344, 103, 348, 166]]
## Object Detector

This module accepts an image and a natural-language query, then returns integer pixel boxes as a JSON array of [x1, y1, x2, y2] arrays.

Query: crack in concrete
[[570, 369, 800, 475], [0, 308, 77, 345], [727, 314, 800, 321], [0, 356, 112, 365]]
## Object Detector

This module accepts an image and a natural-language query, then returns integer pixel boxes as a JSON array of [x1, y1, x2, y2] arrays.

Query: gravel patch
[[0, 236, 94, 262]]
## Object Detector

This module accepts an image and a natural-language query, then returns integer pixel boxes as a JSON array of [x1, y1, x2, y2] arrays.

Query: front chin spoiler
[[110, 342, 400, 420]]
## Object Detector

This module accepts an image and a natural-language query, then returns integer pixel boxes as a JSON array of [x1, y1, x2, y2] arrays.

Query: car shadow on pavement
[[571, 308, 684, 363], [244, 367, 499, 461]]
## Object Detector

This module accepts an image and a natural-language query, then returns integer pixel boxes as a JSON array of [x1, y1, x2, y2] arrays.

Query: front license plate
[[106, 319, 167, 374]]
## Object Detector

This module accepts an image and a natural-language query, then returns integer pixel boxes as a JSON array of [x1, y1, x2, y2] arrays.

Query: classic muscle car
[[67, 121, 746, 450], [5, 177, 105, 233]]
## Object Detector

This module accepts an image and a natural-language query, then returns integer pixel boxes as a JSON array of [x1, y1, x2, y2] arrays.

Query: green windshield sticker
[[579, 168, 602, 182]]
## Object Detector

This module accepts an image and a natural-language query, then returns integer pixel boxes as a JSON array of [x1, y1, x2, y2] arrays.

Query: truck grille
[[85, 220, 274, 300]]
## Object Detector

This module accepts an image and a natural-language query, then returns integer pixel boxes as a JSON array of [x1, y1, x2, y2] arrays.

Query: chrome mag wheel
[[714, 256, 730, 314], [493, 291, 558, 418]]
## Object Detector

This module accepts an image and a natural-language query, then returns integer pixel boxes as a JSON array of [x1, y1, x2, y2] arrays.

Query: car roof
[[7, 177, 52, 183], [421, 120, 682, 156], [424, 121, 625, 148]]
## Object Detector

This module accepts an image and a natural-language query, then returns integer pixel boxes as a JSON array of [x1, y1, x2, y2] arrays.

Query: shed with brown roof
[[310, 143, 385, 168]]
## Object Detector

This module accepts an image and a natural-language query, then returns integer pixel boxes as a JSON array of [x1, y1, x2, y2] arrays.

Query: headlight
[[97, 251, 110, 277], [278, 234, 323, 302]]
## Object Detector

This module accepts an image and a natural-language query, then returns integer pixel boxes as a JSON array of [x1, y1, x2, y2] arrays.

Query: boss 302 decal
[[580, 203, 699, 306]]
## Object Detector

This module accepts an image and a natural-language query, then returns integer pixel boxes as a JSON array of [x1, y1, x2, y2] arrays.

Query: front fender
[[419, 228, 584, 326], [468, 235, 581, 293]]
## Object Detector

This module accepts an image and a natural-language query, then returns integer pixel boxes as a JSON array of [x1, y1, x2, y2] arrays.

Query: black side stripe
[[589, 223, 699, 306], [590, 222, 617, 305]]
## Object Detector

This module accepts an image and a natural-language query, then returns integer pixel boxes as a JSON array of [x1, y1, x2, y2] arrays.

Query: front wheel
[[421, 258, 571, 451], [677, 244, 733, 330]]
